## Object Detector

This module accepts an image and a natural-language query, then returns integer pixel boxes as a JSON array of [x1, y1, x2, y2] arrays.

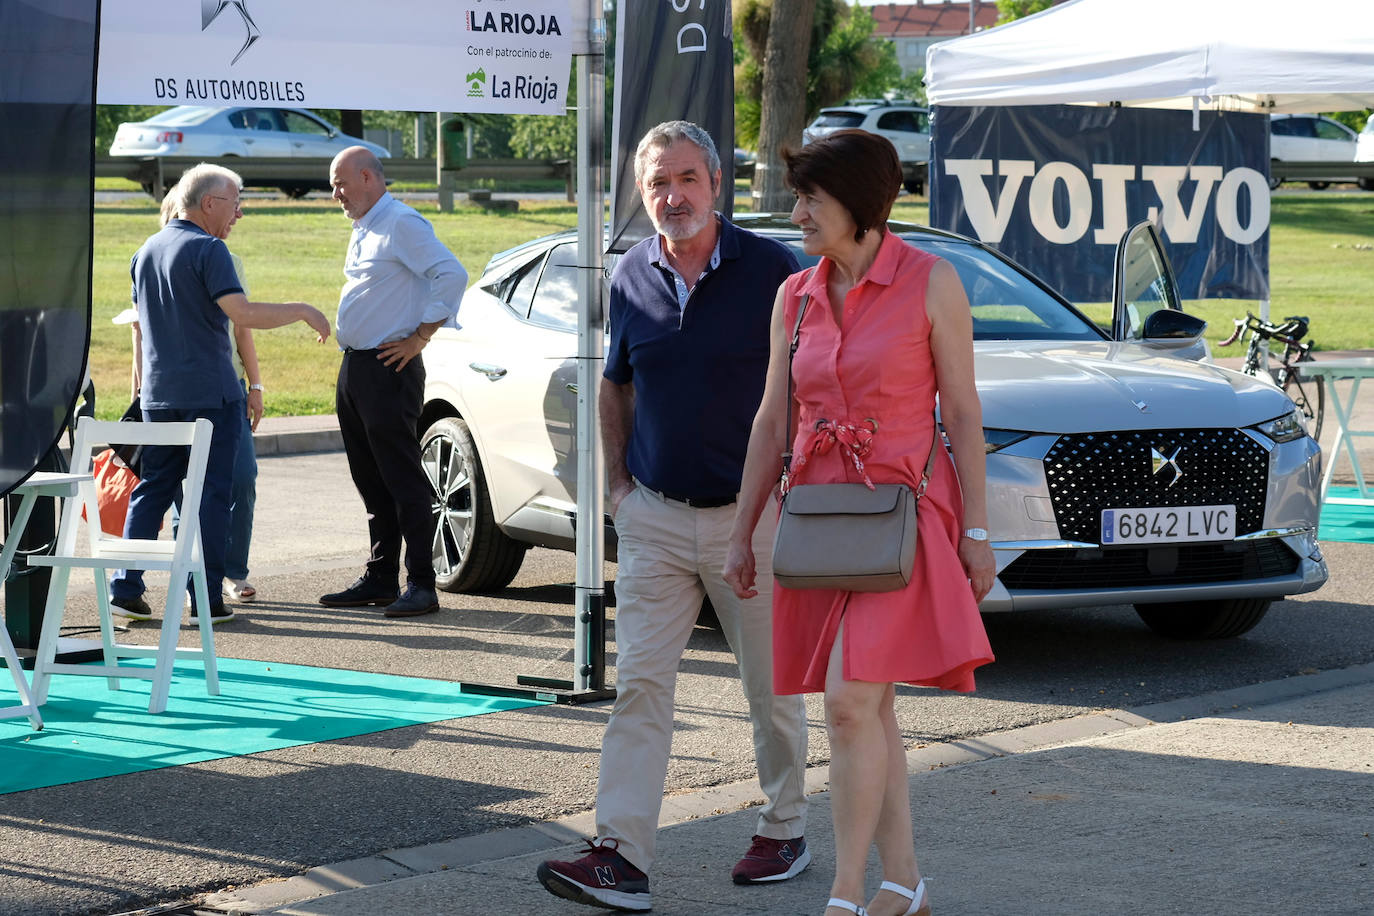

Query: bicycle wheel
[[1281, 364, 1325, 440]]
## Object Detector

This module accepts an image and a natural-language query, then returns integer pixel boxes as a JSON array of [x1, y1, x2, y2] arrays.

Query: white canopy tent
[[926, 0, 1374, 115]]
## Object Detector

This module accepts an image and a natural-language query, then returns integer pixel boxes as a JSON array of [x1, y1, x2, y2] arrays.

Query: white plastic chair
[[28, 417, 220, 714]]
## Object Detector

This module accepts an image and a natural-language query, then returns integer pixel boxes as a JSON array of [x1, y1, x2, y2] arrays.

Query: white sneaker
[[224, 578, 258, 602]]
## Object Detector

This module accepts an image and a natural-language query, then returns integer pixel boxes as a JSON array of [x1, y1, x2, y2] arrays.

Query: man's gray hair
[[180, 163, 243, 211], [633, 120, 721, 185]]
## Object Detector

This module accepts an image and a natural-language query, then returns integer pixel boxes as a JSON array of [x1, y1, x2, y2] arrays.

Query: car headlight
[[1253, 408, 1308, 443], [984, 429, 1030, 454]]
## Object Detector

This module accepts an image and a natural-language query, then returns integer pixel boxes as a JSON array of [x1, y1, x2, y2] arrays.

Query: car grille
[[998, 540, 1299, 591], [1043, 429, 1268, 542]]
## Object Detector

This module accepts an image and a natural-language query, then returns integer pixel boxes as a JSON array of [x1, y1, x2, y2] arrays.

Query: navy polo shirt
[[130, 219, 245, 410], [605, 216, 800, 499]]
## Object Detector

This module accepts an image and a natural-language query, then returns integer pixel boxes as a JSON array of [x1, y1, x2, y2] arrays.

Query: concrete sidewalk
[[204, 664, 1374, 916]]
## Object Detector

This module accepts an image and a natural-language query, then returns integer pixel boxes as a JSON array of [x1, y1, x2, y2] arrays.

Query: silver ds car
[[418, 217, 1327, 639]]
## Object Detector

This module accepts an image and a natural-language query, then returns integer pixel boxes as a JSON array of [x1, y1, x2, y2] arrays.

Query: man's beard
[[654, 205, 712, 241]]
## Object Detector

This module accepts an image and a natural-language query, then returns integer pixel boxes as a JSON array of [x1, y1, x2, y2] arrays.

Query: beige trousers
[[595, 483, 809, 874]]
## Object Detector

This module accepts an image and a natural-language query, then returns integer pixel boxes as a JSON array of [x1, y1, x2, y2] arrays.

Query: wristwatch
[[962, 527, 989, 542], [249, 383, 265, 392]]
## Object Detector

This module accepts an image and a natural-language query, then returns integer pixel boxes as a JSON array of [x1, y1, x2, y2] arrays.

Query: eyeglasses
[[207, 194, 242, 210]]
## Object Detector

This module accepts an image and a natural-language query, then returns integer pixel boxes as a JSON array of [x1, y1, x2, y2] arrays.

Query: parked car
[[417, 216, 1327, 639], [1269, 113, 1359, 190], [734, 147, 756, 179], [1355, 118, 1374, 191], [109, 105, 390, 197], [802, 100, 930, 194]]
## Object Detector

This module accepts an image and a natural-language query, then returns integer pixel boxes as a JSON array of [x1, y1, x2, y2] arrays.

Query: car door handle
[[469, 362, 507, 381], [566, 383, 577, 394]]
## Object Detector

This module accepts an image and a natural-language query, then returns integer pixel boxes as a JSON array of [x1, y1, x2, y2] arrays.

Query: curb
[[200, 661, 1374, 915], [251, 418, 343, 456]]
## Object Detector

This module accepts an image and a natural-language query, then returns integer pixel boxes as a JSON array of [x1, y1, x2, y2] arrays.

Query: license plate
[[1100, 505, 1236, 545]]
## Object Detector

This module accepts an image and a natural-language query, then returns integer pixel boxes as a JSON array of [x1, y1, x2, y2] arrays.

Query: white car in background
[[1356, 118, 1374, 191], [109, 105, 390, 197], [1268, 113, 1359, 190], [802, 100, 930, 194]]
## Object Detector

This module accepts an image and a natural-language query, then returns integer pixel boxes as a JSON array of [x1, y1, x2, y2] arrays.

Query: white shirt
[[336, 192, 467, 350]]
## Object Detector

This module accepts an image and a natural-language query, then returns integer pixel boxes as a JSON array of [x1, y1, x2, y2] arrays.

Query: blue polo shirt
[[605, 216, 799, 499], [130, 219, 245, 410]]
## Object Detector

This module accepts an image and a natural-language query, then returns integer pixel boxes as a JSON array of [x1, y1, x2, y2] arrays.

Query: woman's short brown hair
[[782, 129, 902, 242]]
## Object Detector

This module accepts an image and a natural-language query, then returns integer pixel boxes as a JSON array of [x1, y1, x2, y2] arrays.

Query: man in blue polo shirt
[[110, 164, 330, 624], [537, 121, 809, 912]]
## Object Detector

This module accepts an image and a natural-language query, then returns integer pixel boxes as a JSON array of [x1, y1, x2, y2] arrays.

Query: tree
[[338, 110, 364, 141], [751, 0, 817, 211], [736, 1, 904, 149], [995, 0, 1056, 22]]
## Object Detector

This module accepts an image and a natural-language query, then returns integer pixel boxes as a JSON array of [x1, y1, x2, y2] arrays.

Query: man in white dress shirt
[[319, 146, 467, 618]]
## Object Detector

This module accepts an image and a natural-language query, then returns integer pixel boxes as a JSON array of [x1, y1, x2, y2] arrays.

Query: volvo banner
[[930, 105, 1270, 302], [609, 0, 734, 253], [98, 0, 572, 114], [0, 0, 97, 498]]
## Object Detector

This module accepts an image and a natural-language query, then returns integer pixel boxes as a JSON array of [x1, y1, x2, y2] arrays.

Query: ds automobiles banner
[[609, 0, 734, 253], [1, 0, 97, 498], [97, 0, 572, 114], [930, 105, 1271, 302]]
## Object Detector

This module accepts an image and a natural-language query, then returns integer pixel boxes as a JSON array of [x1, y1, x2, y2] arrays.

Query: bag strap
[[780, 271, 815, 487], [780, 268, 941, 498]]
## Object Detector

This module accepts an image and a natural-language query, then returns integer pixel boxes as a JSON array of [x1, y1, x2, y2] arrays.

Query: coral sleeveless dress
[[773, 233, 994, 695]]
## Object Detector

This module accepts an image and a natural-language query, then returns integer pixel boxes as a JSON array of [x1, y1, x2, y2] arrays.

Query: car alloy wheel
[[420, 416, 526, 593]]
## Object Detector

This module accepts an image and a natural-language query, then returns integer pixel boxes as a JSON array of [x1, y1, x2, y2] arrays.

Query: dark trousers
[[336, 349, 435, 589], [111, 400, 243, 606]]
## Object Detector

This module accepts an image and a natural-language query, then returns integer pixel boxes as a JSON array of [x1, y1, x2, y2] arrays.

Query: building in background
[[867, 1, 998, 76]]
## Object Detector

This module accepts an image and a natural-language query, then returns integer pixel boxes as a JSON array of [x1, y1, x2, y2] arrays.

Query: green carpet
[[1320, 487, 1374, 544], [0, 657, 545, 794]]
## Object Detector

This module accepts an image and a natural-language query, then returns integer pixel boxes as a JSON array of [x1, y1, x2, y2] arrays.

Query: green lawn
[[88, 193, 1374, 419]]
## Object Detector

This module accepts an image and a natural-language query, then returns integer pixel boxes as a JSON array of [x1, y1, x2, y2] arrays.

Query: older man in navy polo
[[537, 121, 810, 912], [109, 164, 330, 624]]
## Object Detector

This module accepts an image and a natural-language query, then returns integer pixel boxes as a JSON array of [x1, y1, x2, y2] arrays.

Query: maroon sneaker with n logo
[[731, 834, 812, 884], [537, 838, 652, 912]]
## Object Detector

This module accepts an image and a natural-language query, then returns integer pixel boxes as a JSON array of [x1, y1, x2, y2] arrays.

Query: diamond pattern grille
[[1044, 429, 1268, 543]]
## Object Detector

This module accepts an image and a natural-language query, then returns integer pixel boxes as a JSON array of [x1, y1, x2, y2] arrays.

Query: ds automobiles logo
[[201, 0, 260, 66]]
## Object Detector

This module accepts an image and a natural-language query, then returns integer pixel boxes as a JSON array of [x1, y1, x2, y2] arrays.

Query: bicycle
[[1218, 312, 1325, 439]]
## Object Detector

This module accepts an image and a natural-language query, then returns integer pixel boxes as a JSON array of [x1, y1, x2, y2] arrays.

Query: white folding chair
[[28, 416, 220, 714]]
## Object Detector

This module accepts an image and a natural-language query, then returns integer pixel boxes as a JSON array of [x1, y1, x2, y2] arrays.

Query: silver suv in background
[[802, 99, 930, 194]]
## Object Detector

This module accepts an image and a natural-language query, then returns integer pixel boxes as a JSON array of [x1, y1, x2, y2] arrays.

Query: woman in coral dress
[[724, 130, 995, 916]]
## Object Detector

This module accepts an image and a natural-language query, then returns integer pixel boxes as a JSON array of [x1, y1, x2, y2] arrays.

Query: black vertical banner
[[0, 0, 97, 497], [609, 0, 734, 253]]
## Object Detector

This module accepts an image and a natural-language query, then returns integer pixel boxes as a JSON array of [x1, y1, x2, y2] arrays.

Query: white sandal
[[875, 878, 931, 916], [224, 578, 258, 602], [827, 899, 867, 915]]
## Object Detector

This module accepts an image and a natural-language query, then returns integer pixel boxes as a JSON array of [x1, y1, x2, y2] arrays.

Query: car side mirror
[[1141, 309, 1207, 347]]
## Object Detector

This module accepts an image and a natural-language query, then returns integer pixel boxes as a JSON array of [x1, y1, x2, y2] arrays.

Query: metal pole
[[574, 0, 608, 693], [436, 111, 454, 213]]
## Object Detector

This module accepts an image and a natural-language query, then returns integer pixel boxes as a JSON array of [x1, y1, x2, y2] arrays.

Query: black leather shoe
[[320, 576, 399, 608], [383, 583, 440, 618], [110, 594, 154, 620]]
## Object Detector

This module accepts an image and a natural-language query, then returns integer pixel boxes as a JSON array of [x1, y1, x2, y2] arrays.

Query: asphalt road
[[1, 451, 1371, 915]]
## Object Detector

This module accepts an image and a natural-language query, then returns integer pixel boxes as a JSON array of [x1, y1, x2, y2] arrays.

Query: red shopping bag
[[82, 448, 139, 536]]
